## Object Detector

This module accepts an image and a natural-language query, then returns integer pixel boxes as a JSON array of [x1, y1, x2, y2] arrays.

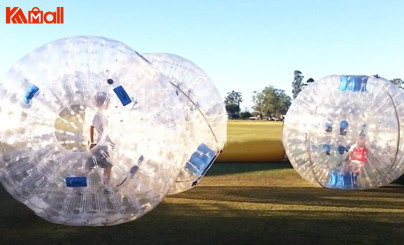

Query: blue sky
[[0, 0, 403, 110]]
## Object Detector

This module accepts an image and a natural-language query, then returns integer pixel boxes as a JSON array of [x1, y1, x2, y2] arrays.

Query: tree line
[[225, 71, 404, 120], [224, 70, 307, 120]]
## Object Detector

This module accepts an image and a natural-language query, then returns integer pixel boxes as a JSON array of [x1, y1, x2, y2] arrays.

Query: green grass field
[[1, 163, 403, 245], [0, 121, 403, 244]]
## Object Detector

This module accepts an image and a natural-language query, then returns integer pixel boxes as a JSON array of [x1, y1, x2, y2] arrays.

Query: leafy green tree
[[301, 78, 314, 89], [274, 90, 292, 116], [306, 78, 315, 83], [253, 86, 291, 119], [225, 91, 243, 107], [252, 89, 272, 118], [292, 70, 304, 99], [293, 70, 315, 99], [239, 111, 252, 119], [225, 104, 240, 117], [225, 90, 243, 118]]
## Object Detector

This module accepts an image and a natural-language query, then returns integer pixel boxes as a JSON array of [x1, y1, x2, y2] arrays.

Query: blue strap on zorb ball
[[337, 145, 346, 155], [327, 170, 357, 189], [327, 170, 339, 187], [113, 85, 132, 106], [66, 177, 87, 187], [23, 84, 39, 104], [186, 143, 217, 187], [322, 144, 331, 155], [325, 119, 333, 132], [339, 76, 348, 91], [339, 76, 368, 92], [340, 120, 349, 130], [340, 120, 349, 136]]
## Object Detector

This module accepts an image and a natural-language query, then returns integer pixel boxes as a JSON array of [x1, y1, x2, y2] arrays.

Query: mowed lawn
[[0, 163, 403, 245], [217, 120, 285, 162], [0, 121, 403, 244]]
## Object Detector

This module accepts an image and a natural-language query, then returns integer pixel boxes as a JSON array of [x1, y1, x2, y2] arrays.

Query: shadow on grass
[[172, 185, 404, 210], [209, 162, 404, 187], [1, 184, 403, 245]]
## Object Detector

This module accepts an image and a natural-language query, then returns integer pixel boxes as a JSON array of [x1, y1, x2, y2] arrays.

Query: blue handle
[[113, 85, 132, 106], [23, 84, 39, 104], [66, 177, 87, 187], [339, 76, 368, 92]]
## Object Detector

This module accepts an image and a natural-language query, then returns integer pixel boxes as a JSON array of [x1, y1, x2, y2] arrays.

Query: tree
[[306, 78, 315, 84], [252, 90, 270, 119], [225, 90, 243, 118], [252, 86, 291, 119], [292, 70, 304, 99], [225, 104, 239, 118], [239, 111, 252, 119], [275, 90, 292, 116], [292, 71, 315, 99], [225, 90, 243, 107], [301, 78, 314, 89]]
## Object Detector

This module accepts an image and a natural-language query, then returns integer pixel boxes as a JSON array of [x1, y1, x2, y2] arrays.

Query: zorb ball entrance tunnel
[[0, 36, 227, 226], [283, 75, 404, 190]]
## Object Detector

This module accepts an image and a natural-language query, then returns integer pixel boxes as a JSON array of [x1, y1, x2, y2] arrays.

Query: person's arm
[[347, 146, 354, 163], [89, 126, 96, 149]]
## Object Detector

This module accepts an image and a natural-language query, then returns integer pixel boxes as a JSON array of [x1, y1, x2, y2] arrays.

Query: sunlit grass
[[1, 163, 403, 245], [217, 120, 285, 162], [225, 120, 283, 142]]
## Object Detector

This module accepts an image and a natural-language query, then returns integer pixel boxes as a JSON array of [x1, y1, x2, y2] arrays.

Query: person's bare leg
[[103, 166, 112, 185], [85, 162, 93, 177]]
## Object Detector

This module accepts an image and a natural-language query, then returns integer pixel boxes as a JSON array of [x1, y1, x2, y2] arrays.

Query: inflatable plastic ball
[[144, 53, 227, 195], [0, 36, 189, 226], [283, 75, 404, 190]]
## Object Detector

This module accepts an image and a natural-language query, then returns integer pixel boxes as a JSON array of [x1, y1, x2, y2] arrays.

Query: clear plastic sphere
[[283, 75, 404, 190], [144, 53, 227, 194], [0, 36, 186, 226]]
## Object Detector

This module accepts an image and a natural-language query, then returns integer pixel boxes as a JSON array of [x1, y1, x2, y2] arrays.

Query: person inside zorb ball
[[0, 36, 226, 226], [283, 75, 404, 190]]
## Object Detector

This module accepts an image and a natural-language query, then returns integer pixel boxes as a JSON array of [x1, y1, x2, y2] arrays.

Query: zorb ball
[[144, 53, 227, 194], [0, 36, 186, 226], [283, 75, 404, 190]]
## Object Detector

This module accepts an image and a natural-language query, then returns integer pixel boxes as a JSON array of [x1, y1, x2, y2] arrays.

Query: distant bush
[[239, 111, 251, 119]]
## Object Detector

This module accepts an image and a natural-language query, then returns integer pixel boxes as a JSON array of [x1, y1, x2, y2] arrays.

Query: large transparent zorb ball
[[283, 75, 404, 190], [144, 53, 227, 195], [0, 36, 186, 226]]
